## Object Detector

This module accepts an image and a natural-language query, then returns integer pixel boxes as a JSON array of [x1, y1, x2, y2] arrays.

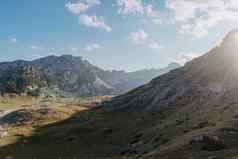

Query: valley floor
[[1, 96, 238, 159]]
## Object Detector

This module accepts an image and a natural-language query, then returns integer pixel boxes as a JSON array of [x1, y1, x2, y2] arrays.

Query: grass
[[0, 96, 38, 110], [1, 96, 238, 159], [0, 109, 162, 159], [0, 96, 107, 149]]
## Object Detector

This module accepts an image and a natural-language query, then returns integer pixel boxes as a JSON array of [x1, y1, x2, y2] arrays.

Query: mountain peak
[[36, 54, 82, 61], [59, 54, 81, 60], [0, 55, 179, 97]]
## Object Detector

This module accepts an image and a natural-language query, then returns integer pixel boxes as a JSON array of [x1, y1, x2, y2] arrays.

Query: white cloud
[[70, 47, 79, 52], [28, 45, 44, 51], [9, 38, 17, 44], [143, 4, 162, 24], [166, 0, 238, 38], [31, 54, 44, 59], [65, 1, 109, 32], [79, 15, 112, 32], [116, 0, 144, 15], [65, 0, 101, 14], [85, 43, 101, 51], [148, 41, 164, 49], [116, 0, 161, 23], [175, 52, 199, 65], [145, 4, 160, 18], [116, 0, 162, 24], [128, 30, 164, 49], [128, 29, 148, 44]]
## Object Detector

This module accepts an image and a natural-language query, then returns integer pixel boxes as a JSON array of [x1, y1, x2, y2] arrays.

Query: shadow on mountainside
[[1, 103, 238, 159], [0, 107, 166, 159]]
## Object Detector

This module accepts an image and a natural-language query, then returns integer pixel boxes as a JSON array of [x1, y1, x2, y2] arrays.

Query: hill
[[0, 55, 180, 97]]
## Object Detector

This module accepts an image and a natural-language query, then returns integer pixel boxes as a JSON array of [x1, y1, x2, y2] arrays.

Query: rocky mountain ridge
[[97, 29, 238, 159], [0, 55, 180, 97]]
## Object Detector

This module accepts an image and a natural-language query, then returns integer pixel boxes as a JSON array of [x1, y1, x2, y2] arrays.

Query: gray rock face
[[0, 55, 180, 97], [33, 55, 115, 97], [0, 61, 46, 96]]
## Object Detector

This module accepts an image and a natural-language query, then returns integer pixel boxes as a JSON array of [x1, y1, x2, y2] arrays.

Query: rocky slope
[[96, 29, 238, 158], [33, 55, 114, 97], [0, 55, 179, 97]]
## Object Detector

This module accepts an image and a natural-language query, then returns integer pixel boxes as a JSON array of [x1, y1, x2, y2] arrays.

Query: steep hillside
[[0, 55, 179, 97], [33, 55, 115, 97], [96, 30, 238, 158]]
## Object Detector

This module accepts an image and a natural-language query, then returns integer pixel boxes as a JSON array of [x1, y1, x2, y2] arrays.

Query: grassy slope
[[1, 95, 238, 159]]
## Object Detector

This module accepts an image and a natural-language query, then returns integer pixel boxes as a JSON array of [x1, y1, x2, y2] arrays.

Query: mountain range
[[0, 55, 180, 97]]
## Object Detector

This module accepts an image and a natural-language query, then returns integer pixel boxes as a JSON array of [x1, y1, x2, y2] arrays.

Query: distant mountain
[[0, 55, 180, 97], [0, 61, 47, 96], [102, 62, 180, 94]]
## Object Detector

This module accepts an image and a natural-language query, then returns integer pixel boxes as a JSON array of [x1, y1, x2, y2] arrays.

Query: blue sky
[[0, 0, 237, 71]]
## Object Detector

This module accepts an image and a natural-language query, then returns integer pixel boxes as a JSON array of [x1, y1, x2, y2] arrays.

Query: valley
[[1, 94, 238, 159], [0, 96, 110, 148], [3, 1, 238, 158], [0, 55, 179, 97], [0, 30, 238, 159]]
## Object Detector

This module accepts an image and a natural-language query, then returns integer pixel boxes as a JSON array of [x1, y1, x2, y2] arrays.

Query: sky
[[1, 0, 238, 71]]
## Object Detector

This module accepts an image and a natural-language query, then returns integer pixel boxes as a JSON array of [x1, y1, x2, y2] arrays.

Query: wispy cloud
[[79, 15, 112, 32], [166, 0, 238, 38], [116, 0, 144, 15], [66, 0, 110, 32], [148, 41, 164, 49], [116, 0, 161, 24], [128, 29, 148, 44], [143, 4, 161, 24], [28, 45, 44, 51], [9, 38, 17, 44], [70, 47, 79, 52], [31, 53, 44, 59], [85, 43, 101, 51], [65, 0, 101, 14], [128, 30, 164, 49], [175, 52, 199, 65]]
